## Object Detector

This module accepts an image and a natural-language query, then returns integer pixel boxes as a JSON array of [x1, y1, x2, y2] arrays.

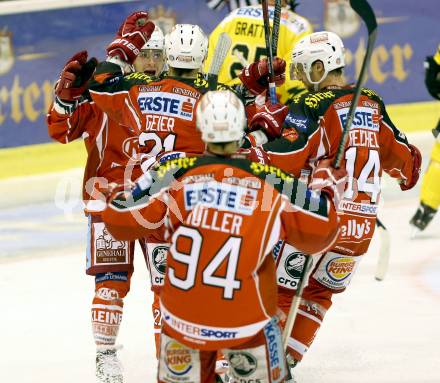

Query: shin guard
[[92, 280, 128, 346]]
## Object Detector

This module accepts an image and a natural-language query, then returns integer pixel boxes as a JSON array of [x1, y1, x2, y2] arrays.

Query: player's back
[[268, 86, 414, 254], [160, 156, 286, 351], [125, 74, 208, 159], [90, 69, 214, 160], [205, 5, 312, 103]]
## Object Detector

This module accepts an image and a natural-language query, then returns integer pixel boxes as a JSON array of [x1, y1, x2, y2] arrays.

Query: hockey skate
[[96, 345, 123, 383], [284, 354, 299, 383], [410, 202, 437, 234]]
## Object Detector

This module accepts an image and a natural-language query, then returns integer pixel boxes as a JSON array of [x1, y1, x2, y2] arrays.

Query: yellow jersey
[[205, 5, 313, 104]]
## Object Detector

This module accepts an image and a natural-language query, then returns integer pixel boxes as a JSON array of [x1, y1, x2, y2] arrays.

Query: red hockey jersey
[[102, 156, 339, 350]]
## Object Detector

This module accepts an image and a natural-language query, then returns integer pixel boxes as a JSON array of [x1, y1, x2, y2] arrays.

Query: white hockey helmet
[[291, 31, 345, 86], [142, 25, 165, 50], [164, 24, 208, 69], [196, 90, 246, 143]]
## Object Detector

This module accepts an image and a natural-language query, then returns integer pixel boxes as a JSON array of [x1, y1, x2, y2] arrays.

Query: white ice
[[1, 132, 439, 383]]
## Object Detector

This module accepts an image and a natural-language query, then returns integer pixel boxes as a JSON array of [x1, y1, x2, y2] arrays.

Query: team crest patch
[[165, 340, 194, 376], [326, 256, 356, 282], [228, 351, 258, 377], [152, 246, 168, 274], [284, 252, 306, 279], [122, 137, 141, 161]]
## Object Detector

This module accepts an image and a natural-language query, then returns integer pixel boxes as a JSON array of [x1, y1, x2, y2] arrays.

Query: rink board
[[0, 0, 439, 150]]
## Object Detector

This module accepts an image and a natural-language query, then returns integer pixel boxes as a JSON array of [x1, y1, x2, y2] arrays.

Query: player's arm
[[47, 101, 103, 143], [245, 94, 321, 176], [101, 159, 189, 241], [88, 11, 155, 123], [279, 166, 342, 255], [379, 102, 422, 191], [47, 51, 99, 143], [101, 175, 169, 241]]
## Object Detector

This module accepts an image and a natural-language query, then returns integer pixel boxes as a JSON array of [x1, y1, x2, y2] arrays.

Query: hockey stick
[[207, 32, 232, 91], [271, 0, 282, 57], [282, 255, 313, 351], [261, 0, 278, 104], [374, 218, 391, 281], [333, 0, 378, 168]]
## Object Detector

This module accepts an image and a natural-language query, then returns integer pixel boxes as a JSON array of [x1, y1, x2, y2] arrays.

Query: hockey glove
[[400, 144, 422, 191], [237, 146, 271, 165], [309, 159, 347, 208], [424, 49, 440, 100], [106, 11, 155, 65], [239, 57, 286, 95], [249, 101, 288, 140], [55, 50, 98, 102]]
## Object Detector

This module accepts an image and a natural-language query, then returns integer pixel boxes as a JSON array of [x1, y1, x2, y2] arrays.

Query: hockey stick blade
[[207, 32, 232, 91], [375, 218, 391, 281], [271, 0, 282, 57], [333, 0, 377, 168]]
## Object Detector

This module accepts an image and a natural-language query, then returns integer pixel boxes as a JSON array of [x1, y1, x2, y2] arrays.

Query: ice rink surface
[[1, 132, 440, 383]]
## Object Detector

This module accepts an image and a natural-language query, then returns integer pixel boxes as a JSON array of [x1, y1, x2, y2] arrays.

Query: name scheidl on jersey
[[138, 91, 197, 121], [184, 181, 257, 216]]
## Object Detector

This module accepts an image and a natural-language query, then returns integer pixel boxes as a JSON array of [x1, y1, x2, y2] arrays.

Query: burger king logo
[[326, 257, 355, 282], [165, 340, 193, 376]]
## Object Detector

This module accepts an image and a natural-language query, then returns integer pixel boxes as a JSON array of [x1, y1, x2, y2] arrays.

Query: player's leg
[[278, 278, 332, 362], [87, 213, 135, 382], [277, 248, 363, 378], [158, 328, 217, 383], [223, 317, 288, 383], [143, 238, 169, 357], [93, 272, 132, 382], [410, 141, 440, 231]]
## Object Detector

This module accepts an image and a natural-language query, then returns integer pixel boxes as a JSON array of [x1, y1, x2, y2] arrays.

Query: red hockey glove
[[106, 11, 155, 65], [400, 144, 422, 191], [309, 159, 348, 207], [55, 50, 98, 101], [239, 57, 286, 95], [250, 102, 288, 139], [237, 146, 271, 165]]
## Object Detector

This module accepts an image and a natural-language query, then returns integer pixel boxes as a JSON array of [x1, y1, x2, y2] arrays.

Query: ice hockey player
[[89, 23, 221, 159], [410, 44, 440, 233], [47, 13, 166, 383], [100, 89, 344, 383], [241, 31, 422, 381], [205, 0, 312, 103], [89, 19, 249, 380]]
